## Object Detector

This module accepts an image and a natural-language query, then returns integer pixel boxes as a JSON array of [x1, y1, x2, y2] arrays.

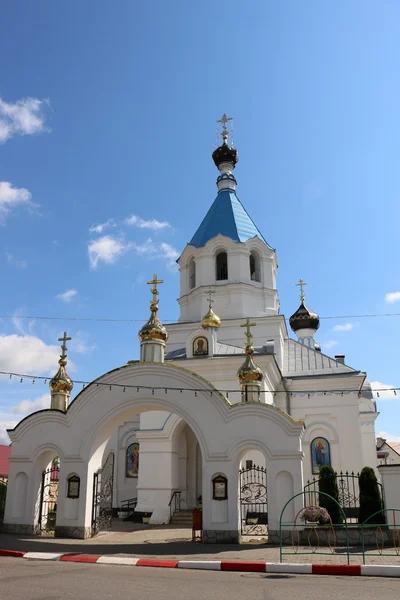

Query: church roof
[[189, 190, 271, 249], [283, 338, 358, 376]]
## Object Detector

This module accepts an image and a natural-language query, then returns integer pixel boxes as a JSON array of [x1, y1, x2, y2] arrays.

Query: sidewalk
[[1, 524, 400, 566]]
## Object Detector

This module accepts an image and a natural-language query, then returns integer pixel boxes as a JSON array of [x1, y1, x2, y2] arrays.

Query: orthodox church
[[3, 117, 378, 542]]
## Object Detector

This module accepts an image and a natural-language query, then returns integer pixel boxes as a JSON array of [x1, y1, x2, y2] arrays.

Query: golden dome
[[237, 347, 264, 385], [139, 306, 168, 342], [201, 306, 221, 329], [50, 360, 73, 394]]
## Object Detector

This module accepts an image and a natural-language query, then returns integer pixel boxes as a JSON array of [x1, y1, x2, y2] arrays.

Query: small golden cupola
[[201, 288, 221, 330], [237, 318, 264, 402], [139, 274, 168, 363], [50, 331, 73, 411]]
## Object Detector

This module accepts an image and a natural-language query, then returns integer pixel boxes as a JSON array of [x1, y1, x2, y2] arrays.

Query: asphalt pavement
[[1, 558, 400, 600]]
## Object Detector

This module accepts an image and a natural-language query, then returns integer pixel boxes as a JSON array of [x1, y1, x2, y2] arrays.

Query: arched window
[[189, 259, 196, 289], [126, 443, 139, 478], [216, 252, 228, 281], [250, 251, 261, 282], [310, 437, 331, 475]]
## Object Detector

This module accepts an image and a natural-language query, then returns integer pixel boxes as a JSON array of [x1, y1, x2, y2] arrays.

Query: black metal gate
[[0, 478, 7, 522], [91, 452, 114, 535], [38, 463, 59, 533], [304, 470, 384, 522], [239, 465, 268, 536]]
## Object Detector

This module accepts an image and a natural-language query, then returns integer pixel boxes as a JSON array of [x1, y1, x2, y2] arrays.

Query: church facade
[[3, 118, 378, 542]]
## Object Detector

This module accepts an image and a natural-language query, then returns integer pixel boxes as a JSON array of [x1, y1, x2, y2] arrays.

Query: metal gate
[[38, 463, 59, 533], [0, 477, 7, 522], [239, 464, 268, 536], [91, 452, 114, 535]]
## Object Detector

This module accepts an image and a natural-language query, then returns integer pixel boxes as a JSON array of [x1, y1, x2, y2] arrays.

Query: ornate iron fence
[[304, 471, 383, 522], [38, 465, 59, 533]]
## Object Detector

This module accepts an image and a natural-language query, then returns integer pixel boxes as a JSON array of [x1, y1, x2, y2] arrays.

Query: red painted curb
[[312, 564, 361, 576], [0, 549, 25, 558], [221, 561, 266, 573], [59, 554, 100, 563], [136, 559, 178, 568]]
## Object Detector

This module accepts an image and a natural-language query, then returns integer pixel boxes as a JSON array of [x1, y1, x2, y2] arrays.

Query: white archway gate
[[4, 362, 305, 542]]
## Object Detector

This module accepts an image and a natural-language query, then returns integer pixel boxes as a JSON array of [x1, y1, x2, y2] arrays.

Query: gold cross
[[58, 331, 71, 359], [241, 317, 256, 348], [147, 273, 163, 305], [206, 287, 214, 308], [296, 278, 307, 302], [217, 113, 232, 140]]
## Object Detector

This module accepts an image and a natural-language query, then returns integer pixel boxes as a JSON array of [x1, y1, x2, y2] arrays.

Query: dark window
[[216, 252, 228, 281], [189, 259, 196, 289], [250, 252, 261, 282]]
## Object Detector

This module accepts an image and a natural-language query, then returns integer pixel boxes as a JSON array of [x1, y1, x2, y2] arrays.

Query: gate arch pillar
[[266, 456, 304, 542], [54, 461, 90, 539], [202, 460, 240, 544]]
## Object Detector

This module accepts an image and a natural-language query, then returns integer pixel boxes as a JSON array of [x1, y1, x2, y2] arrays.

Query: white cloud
[[370, 381, 396, 400], [125, 215, 171, 231], [132, 238, 179, 270], [377, 431, 400, 443], [332, 322, 359, 332], [56, 288, 78, 303], [5, 252, 27, 269], [324, 340, 339, 349], [385, 292, 400, 304], [88, 235, 130, 269], [0, 334, 60, 375], [11, 393, 50, 415], [0, 96, 50, 143], [0, 420, 16, 445], [89, 219, 116, 234], [0, 181, 37, 224]]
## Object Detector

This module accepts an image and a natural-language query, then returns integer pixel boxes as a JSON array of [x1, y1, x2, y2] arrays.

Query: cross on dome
[[58, 331, 71, 360], [241, 317, 256, 351], [296, 278, 307, 302], [217, 113, 233, 143], [147, 273, 163, 307]]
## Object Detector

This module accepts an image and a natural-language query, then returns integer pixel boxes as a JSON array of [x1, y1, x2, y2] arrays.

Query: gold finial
[[147, 273, 163, 309], [217, 113, 233, 143], [139, 273, 168, 342], [50, 332, 73, 397], [201, 288, 220, 329], [296, 278, 307, 302], [58, 331, 71, 365], [241, 318, 256, 353]]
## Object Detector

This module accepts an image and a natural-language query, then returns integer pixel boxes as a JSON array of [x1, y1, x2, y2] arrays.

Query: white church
[[2, 117, 379, 543]]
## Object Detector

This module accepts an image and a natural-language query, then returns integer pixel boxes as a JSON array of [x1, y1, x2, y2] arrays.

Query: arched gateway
[[4, 361, 304, 542]]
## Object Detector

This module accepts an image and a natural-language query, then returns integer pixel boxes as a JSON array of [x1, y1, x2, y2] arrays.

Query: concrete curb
[[1, 549, 399, 577]]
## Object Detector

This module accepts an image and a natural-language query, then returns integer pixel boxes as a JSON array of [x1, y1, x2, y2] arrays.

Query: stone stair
[[170, 509, 193, 526]]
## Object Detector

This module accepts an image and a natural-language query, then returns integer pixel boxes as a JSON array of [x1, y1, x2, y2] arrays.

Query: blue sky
[[0, 1, 400, 444]]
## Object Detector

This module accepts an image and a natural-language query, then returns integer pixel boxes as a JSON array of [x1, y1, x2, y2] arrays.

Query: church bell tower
[[177, 115, 279, 323]]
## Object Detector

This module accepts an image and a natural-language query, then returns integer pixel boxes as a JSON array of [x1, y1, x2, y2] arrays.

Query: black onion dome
[[212, 142, 238, 169], [289, 301, 320, 332]]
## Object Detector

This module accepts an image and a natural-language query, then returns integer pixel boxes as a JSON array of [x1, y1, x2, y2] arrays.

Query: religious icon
[[67, 475, 80, 499], [212, 474, 228, 500], [311, 437, 331, 474], [193, 336, 208, 356], [126, 443, 139, 478]]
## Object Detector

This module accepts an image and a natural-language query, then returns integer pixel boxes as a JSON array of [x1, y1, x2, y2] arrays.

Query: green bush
[[359, 467, 385, 524], [317, 466, 343, 524]]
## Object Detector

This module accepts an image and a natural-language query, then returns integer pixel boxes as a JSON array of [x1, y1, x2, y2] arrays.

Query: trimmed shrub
[[359, 467, 385, 524], [317, 466, 343, 524]]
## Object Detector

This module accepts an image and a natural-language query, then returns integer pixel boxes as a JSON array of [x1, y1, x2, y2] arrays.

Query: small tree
[[318, 466, 343, 524], [358, 467, 385, 524]]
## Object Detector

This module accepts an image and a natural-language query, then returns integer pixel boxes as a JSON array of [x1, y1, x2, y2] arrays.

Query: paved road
[[1, 558, 400, 600]]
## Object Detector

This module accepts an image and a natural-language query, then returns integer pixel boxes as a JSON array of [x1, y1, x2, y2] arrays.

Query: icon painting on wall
[[193, 336, 208, 356], [311, 437, 331, 474], [126, 442, 139, 478]]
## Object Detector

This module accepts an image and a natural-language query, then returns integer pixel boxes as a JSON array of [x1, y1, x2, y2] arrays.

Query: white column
[[378, 464, 400, 527]]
